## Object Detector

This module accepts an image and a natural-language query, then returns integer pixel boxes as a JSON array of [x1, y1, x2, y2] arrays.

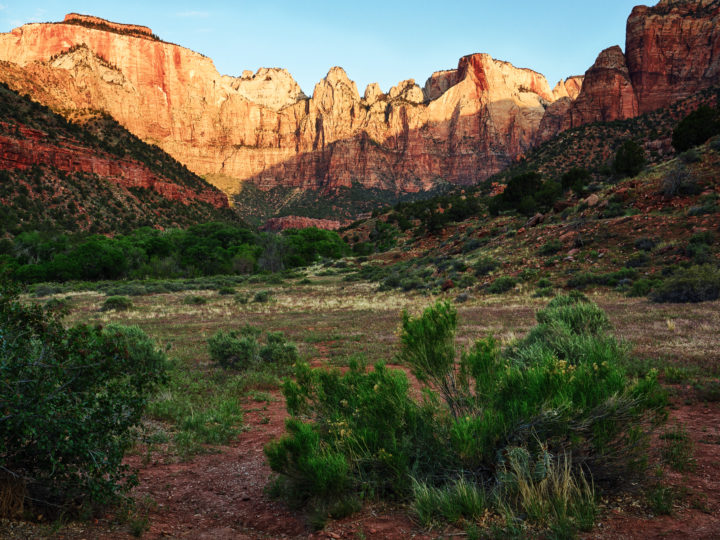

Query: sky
[[0, 1, 646, 95]]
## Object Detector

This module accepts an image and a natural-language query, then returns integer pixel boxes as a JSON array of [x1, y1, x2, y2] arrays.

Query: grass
[[660, 425, 696, 472]]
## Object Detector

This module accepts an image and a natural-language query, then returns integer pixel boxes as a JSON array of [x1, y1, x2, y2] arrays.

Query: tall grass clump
[[265, 295, 666, 534]]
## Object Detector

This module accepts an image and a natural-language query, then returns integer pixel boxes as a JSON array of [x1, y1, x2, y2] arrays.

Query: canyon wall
[[0, 0, 718, 209], [0, 17, 563, 198]]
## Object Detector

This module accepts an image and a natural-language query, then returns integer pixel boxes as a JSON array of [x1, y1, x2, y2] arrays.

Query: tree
[[672, 105, 720, 153], [613, 140, 646, 178]]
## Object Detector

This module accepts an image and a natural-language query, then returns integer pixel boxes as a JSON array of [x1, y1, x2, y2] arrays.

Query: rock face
[[260, 216, 343, 232], [547, 0, 720, 139], [0, 122, 228, 208], [568, 46, 639, 127], [0, 16, 561, 199], [626, 0, 720, 114], [0, 1, 717, 209]]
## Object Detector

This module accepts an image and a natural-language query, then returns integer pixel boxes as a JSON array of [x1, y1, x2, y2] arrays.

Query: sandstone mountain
[[0, 1, 718, 221]]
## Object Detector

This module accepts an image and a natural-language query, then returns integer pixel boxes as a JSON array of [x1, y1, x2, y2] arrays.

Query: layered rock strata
[[0, 17, 563, 197]]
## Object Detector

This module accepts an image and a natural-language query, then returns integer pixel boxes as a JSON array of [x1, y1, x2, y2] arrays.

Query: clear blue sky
[[1, 1, 646, 95]]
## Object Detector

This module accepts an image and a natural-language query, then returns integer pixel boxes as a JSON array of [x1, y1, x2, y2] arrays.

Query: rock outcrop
[[543, 0, 720, 140], [626, 0, 720, 114], [568, 46, 639, 127], [0, 0, 718, 212], [260, 216, 343, 232]]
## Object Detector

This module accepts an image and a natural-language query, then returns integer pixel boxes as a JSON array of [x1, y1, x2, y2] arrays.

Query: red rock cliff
[[0, 16, 560, 198]]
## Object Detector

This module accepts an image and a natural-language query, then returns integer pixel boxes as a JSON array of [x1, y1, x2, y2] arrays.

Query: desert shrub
[[183, 295, 207, 305], [679, 148, 701, 163], [613, 140, 646, 178], [253, 290, 272, 303], [208, 326, 297, 370], [266, 298, 665, 531], [260, 332, 299, 366], [217, 286, 236, 295], [694, 380, 720, 402], [627, 278, 660, 297], [44, 296, 71, 314], [474, 255, 499, 276], [488, 276, 517, 294], [650, 264, 720, 303], [661, 164, 700, 198], [635, 238, 657, 252], [561, 167, 591, 195], [1, 287, 167, 515], [101, 295, 133, 311], [672, 105, 720, 153], [538, 239, 562, 256], [208, 330, 260, 370]]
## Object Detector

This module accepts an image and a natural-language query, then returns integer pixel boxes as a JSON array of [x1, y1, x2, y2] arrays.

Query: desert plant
[[613, 140, 646, 178], [253, 290, 272, 303], [672, 105, 720, 152], [650, 264, 720, 303], [266, 297, 666, 532], [474, 255, 500, 276], [488, 276, 517, 294], [539, 239, 562, 256], [183, 295, 207, 305], [1, 287, 167, 515], [207, 330, 260, 370], [101, 295, 133, 311]]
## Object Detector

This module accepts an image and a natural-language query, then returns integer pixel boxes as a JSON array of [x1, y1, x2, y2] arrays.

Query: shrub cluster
[[2, 224, 348, 283], [265, 296, 666, 534], [650, 264, 720, 303], [0, 286, 167, 516], [208, 326, 298, 370]]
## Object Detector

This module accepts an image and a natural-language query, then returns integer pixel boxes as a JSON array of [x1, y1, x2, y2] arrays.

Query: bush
[[101, 295, 133, 311], [488, 276, 517, 294], [208, 327, 298, 370], [1, 287, 167, 515], [183, 295, 207, 305], [650, 264, 720, 303], [613, 140, 646, 178], [265, 298, 666, 531], [661, 165, 700, 198], [207, 330, 260, 370], [473, 256, 499, 276], [672, 105, 720, 153], [217, 286, 236, 296], [253, 290, 272, 303], [539, 239, 562, 256]]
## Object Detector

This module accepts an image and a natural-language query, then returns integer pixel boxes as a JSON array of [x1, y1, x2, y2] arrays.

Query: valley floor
[[3, 277, 720, 539]]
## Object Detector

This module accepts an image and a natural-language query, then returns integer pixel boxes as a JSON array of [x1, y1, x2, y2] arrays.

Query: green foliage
[[490, 172, 562, 216], [672, 105, 720, 153], [0, 287, 167, 514], [660, 425, 695, 472], [561, 168, 591, 195], [539, 239, 562, 256], [4, 224, 348, 283], [650, 264, 720, 303], [101, 295, 133, 311], [208, 327, 297, 370], [488, 276, 517, 294], [412, 477, 487, 527], [266, 298, 666, 532], [474, 255, 500, 276], [183, 294, 207, 305], [613, 140, 646, 178]]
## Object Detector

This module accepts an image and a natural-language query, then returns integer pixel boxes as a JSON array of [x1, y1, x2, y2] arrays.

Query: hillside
[[339, 129, 720, 301], [0, 83, 236, 236]]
